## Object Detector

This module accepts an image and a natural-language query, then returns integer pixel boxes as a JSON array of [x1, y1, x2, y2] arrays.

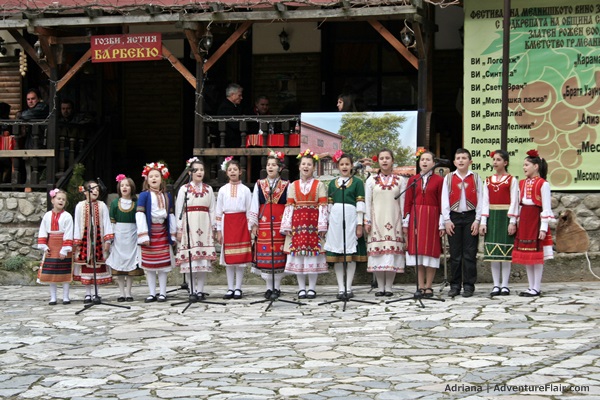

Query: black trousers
[[447, 210, 479, 290]]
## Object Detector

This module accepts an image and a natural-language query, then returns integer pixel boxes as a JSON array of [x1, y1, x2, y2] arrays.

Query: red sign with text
[[91, 33, 162, 63]]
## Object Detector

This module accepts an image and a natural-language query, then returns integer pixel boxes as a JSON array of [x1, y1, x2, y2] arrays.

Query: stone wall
[[1, 191, 599, 285], [0, 192, 46, 261]]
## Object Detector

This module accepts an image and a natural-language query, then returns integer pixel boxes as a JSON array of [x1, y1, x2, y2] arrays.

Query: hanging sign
[[91, 33, 162, 63]]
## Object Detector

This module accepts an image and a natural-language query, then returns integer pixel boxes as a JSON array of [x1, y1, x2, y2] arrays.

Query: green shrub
[[2, 255, 29, 271]]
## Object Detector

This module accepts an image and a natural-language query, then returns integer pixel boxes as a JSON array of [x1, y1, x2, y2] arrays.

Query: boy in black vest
[[441, 148, 483, 297]]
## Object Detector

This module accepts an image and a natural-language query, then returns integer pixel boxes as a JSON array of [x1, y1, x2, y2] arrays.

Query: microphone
[[96, 177, 107, 193], [353, 161, 364, 172]]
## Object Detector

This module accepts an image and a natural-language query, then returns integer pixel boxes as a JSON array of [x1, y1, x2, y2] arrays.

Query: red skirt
[[512, 204, 553, 265], [38, 233, 73, 283], [406, 204, 442, 259], [140, 223, 173, 271], [223, 212, 252, 264], [255, 203, 286, 272]]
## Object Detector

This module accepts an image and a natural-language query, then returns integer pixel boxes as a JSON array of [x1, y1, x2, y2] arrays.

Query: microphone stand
[[166, 186, 190, 296], [251, 177, 305, 311], [319, 169, 376, 311], [76, 184, 131, 314], [172, 173, 225, 312], [387, 168, 445, 308]]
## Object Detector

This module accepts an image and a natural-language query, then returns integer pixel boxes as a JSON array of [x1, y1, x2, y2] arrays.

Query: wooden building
[[0, 0, 463, 191]]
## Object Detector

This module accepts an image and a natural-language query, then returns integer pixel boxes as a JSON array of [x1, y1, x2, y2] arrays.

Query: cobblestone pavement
[[1, 282, 600, 399]]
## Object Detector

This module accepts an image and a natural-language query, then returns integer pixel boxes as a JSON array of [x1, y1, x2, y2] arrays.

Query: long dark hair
[[526, 154, 548, 180], [492, 149, 510, 173]]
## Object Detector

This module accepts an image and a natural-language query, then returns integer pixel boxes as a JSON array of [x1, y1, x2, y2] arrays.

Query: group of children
[[36, 147, 554, 305]]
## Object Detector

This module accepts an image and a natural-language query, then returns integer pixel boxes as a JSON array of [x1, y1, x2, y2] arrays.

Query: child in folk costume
[[249, 150, 289, 299], [37, 189, 74, 305], [215, 157, 253, 300], [403, 149, 444, 299], [136, 162, 176, 303], [175, 158, 217, 300], [324, 151, 367, 299], [106, 174, 143, 302], [365, 148, 406, 297], [441, 148, 483, 298], [513, 150, 554, 297], [479, 150, 519, 297], [281, 149, 329, 299], [73, 180, 113, 303]]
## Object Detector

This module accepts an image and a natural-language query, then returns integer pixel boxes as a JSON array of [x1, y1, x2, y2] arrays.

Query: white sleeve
[[508, 177, 519, 225], [175, 185, 186, 231], [475, 174, 484, 222], [364, 176, 373, 225], [441, 175, 451, 221], [540, 181, 554, 232], [480, 183, 490, 226], [136, 211, 149, 244], [60, 213, 74, 256], [37, 212, 49, 250], [248, 182, 260, 228], [73, 203, 83, 242], [100, 202, 113, 241], [215, 188, 224, 232]]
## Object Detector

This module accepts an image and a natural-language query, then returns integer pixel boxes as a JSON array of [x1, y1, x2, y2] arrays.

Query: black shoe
[[62, 300, 71, 305], [375, 291, 385, 297], [448, 288, 460, 297], [337, 291, 345, 300], [414, 289, 424, 298], [490, 286, 501, 297], [223, 290, 234, 300], [273, 289, 281, 298], [157, 294, 167, 302], [462, 290, 474, 298], [144, 295, 157, 303], [500, 287, 510, 296], [197, 292, 206, 301], [233, 289, 243, 300], [117, 297, 126, 302], [264, 289, 273, 299], [521, 289, 540, 297], [83, 295, 92, 304], [384, 291, 393, 297], [423, 288, 434, 298], [48, 300, 57, 306], [306, 290, 317, 299], [125, 297, 134, 302], [297, 290, 307, 299]]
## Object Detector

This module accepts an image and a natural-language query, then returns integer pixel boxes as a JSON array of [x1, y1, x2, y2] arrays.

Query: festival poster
[[464, 0, 600, 189]]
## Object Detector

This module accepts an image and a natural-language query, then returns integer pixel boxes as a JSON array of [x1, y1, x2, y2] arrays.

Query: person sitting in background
[[18, 88, 49, 149], [217, 83, 244, 148]]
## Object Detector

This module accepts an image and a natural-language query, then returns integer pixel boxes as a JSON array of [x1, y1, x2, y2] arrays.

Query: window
[[317, 139, 324, 147]]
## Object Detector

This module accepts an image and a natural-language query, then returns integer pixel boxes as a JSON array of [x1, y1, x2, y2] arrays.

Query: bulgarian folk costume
[[249, 176, 289, 287], [365, 171, 406, 295], [106, 196, 142, 276], [215, 159, 253, 299], [324, 172, 367, 297], [512, 175, 554, 296], [73, 199, 113, 286], [136, 162, 176, 302], [175, 177, 217, 297], [403, 170, 444, 268], [481, 172, 519, 295], [37, 203, 74, 304]]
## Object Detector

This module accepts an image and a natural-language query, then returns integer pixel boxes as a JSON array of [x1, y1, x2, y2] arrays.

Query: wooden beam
[[184, 26, 202, 64], [203, 21, 252, 73], [7, 29, 51, 77], [0, 150, 54, 157], [162, 44, 196, 89], [193, 147, 300, 157], [368, 19, 418, 70], [414, 22, 426, 60], [37, 35, 56, 69], [57, 49, 91, 92], [27, 6, 418, 27], [49, 36, 91, 45]]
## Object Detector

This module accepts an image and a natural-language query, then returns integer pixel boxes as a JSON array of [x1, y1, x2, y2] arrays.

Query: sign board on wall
[[464, 0, 600, 190], [91, 33, 162, 63]]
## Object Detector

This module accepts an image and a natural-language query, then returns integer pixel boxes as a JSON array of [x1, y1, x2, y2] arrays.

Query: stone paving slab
[[1, 283, 600, 399]]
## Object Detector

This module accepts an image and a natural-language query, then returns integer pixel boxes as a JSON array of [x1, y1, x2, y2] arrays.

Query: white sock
[[375, 271, 385, 291], [196, 271, 206, 294], [308, 273, 318, 291], [158, 271, 168, 296], [385, 271, 396, 292], [264, 274, 274, 291], [146, 271, 157, 296], [235, 267, 245, 290], [274, 273, 283, 290], [532, 264, 544, 292], [49, 283, 57, 302], [297, 273, 306, 291], [63, 283, 70, 301], [491, 262, 501, 287], [225, 265, 235, 290], [116, 275, 126, 297], [334, 263, 345, 292], [525, 265, 535, 290], [346, 262, 356, 291], [501, 262, 511, 288], [85, 285, 92, 297], [125, 277, 133, 298]]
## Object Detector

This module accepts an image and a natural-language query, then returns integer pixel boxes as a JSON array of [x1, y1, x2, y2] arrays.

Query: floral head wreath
[[297, 148, 319, 161], [186, 157, 200, 168], [142, 162, 170, 179], [221, 156, 234, 172], [268, 149, 285, 162], [415, 147, 427, 161], [490, 151, 496, 159], [332, 149, 344, 164], [49, 188, 59, 198], [115, 174, 126, 183], [526, 149, 540, 159]]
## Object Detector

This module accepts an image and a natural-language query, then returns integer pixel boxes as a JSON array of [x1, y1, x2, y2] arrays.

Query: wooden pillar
[[46, 67, 58, 198]]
